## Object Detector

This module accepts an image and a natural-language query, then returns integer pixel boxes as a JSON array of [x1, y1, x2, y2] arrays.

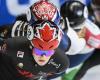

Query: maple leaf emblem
[[39, 23, 54, 42]]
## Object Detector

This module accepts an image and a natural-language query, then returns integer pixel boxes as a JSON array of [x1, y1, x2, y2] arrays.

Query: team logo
[[17, 51, 24, 58], [35, 22, 57, 42], [48, 59, 61, 68]]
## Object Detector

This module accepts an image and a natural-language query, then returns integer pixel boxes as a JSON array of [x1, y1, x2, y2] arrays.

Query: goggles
[[33, 48, 55, 57]]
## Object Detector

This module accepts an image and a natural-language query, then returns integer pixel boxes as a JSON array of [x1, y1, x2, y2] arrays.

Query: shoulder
[[5, 37, 30, 49], [54, 48, 68, 58]]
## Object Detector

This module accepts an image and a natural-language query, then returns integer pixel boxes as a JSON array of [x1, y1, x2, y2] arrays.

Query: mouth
[[39, 60, 45, 62]]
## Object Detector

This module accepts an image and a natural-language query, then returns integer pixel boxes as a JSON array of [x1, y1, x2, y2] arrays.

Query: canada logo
[[36, 22, 56, 42]]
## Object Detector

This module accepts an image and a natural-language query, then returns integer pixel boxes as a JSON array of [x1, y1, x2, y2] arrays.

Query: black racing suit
[[0, 36, 69, 80]]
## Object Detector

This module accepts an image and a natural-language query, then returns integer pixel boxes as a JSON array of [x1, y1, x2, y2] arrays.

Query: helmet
[[27, 20, 63, 50], [60, 1, 88, 27], [26, 0, 61, 25]]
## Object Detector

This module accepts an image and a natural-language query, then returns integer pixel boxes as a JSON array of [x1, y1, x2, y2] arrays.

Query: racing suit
[[0, 36, 69, 80]]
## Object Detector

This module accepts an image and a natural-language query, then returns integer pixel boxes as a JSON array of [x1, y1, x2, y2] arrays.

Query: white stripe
[[66, 18, 86, 55], [52, 9, 58, 22], [22, 22, 28, 36], [17, 21, 24, 36], [11, 21, 22, 37]]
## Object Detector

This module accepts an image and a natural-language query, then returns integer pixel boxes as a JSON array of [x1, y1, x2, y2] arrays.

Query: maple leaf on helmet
[[39, 24, 55, 42], [27, 20, 63, 50]]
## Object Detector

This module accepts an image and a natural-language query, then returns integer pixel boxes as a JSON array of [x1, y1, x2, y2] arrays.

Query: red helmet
[[26, 0, 61, 25], [27, 20, 63, 50]]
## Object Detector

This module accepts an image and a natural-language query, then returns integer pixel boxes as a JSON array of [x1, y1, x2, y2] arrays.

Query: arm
[[75, 19, 100, 49]]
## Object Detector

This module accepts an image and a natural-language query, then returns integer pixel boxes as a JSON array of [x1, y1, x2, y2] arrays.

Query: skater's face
[[32, 48, 55, 66]]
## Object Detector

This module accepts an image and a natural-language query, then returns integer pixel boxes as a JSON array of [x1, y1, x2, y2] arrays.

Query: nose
[[40, 54, 46, 59]]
